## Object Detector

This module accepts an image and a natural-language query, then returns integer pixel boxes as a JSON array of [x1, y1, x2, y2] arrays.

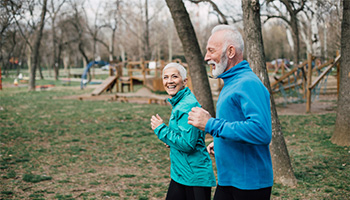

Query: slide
[[91, 76, 118, 96]]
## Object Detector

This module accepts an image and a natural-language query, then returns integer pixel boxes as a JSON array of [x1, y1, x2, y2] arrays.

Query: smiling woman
[[162, 63, 188, 97], [150, 62, 216, 200]]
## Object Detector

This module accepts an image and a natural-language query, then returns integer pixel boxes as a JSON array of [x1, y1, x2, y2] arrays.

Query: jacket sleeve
[[205, 86, 272, 145], [154, 112, 200, 153]]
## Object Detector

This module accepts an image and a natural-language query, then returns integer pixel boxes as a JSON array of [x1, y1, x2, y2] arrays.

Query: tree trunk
[[78, 42, 89, 64], [242, 0, 297, 187], [27, 45, 32, 78], [310, 0, 321, 57], [331, 0, 350, 146], [38, 59, 44, 79], [291, 17, 300, 66], [52, 20, 58, 80], [144, 0, 151, 60], [56, 43, 63, 79], [165, 0, 215, 117], [109, 27, 116, 61], [29, 0, 47, 90]]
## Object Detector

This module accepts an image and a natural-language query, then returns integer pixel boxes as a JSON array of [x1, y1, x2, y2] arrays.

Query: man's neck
[[225, 57, 243, 72]]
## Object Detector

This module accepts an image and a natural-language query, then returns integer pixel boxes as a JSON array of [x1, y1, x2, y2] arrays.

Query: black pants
[[213, 185, 272, 200], [166, 179, 212, 200]]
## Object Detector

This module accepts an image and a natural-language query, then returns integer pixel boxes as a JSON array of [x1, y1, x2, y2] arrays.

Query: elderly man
[[188, 24, 273, 200]]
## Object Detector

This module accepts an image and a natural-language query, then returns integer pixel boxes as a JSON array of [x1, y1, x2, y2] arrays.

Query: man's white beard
[[209, 54, 228, 79]]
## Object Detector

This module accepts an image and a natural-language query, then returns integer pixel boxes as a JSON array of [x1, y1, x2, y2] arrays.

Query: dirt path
[[274, 95, 337, 115]]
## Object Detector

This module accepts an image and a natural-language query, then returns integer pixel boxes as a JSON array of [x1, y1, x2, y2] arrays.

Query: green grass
[[0, 79, 349, 199]]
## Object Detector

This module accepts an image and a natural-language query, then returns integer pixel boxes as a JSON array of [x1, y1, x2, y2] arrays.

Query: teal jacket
[[154, 87, 216, 187]]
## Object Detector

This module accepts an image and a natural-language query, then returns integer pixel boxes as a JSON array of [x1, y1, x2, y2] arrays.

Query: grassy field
[[0, 78, 349, 199]]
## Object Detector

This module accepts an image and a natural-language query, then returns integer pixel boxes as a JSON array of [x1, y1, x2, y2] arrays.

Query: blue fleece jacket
[[205, 60, 273, 190]]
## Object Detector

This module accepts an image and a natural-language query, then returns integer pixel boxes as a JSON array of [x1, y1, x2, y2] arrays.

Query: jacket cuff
[[154, 123, 166, 133], [205, 118, 214, 135]]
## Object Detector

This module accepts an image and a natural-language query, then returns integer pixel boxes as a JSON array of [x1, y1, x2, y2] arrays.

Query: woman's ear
[[228, 45, 236, 59], [183, 78, 188, 86]]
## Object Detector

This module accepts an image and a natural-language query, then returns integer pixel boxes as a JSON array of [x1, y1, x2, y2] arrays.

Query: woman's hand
[[150, 114, 164, 130], [207, 142, 214, 156]]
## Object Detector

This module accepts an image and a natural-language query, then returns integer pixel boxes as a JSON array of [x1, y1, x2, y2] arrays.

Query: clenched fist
[[188, 107, 211, 131]]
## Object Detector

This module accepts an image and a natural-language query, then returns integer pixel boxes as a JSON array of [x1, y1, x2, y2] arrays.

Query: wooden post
[[274, 59, 278, 74], [141, 58, 146, 85], [0, 66, 2, 90], [281, 59, 285, 75], [306, 53, 313, 113], [109, 65, 114, 76], [336, 50, 340, 97]]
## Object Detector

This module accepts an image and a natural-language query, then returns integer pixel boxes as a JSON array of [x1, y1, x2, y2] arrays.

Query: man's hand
[[150, 114, 163, 130], [207, 142, 214, 156], [188, 107, 211, 131]]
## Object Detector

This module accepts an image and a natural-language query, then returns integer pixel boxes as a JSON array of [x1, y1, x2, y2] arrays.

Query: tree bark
[[29, 0, 47, 90], [144, 0, 151, 60], [290, 13, 300, 65], [331, 0, 350, 146], [242, 0, 297, 187], [165, 0, 215, 117]]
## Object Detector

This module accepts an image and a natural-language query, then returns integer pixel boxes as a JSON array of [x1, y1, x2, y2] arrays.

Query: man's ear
[[227, 45, 236, 59]]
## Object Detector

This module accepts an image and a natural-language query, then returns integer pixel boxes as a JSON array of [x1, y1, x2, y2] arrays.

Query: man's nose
[[204, 52, 210, 62]]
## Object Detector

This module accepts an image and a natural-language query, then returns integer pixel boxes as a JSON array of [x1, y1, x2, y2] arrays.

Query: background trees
[[1, 0, 342, 80]]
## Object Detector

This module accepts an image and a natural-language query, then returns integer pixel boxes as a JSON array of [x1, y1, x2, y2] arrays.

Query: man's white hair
[[211, 24, 244, 55], [163, 62, 187, 79]]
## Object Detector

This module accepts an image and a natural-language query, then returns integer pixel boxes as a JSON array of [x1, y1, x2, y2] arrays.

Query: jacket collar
[[168, 87, 190, 107], [218, 60, 250, 83]]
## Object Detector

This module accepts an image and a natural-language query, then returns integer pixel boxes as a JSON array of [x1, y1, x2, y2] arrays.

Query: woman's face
[[163, 67, 187, 97]]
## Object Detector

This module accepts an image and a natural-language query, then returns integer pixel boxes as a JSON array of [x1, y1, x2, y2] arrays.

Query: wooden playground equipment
[[270, 51, 341, 112], [90, 59, 195, 103]]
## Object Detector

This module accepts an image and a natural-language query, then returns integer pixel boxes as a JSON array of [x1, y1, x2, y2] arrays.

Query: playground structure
[[270, 52, 340, 112], [84, 52, 340, 112], [90, 58, 196, 95]]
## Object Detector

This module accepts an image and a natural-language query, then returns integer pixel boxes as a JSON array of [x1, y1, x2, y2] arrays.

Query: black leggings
[[213, 185, 272, 200], [166, 179, 212, 200]]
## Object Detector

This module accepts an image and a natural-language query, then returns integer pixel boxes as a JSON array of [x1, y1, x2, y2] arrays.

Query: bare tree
[[332, 0, 350, 146], [264, 0, 307, 65], [68, 1, 90, 64], [0, 1, 15, 70], [242, 0, 297, 186], [189, 0, 242, 24], [8, 0, 48, 89], [29, 0, 48, 90], [165, 0, 215, 117], [96, 0, 123, 61], [48, 0, 66, 80]]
